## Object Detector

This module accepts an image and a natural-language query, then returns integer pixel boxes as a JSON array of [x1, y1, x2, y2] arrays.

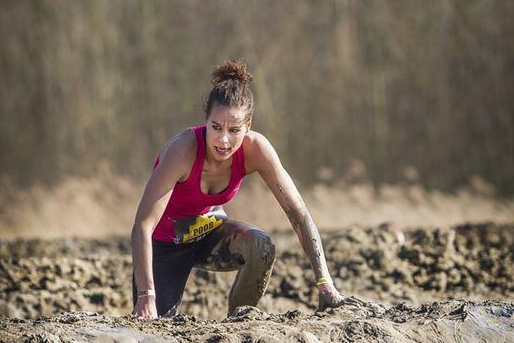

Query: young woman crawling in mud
[[132, 59, 351, 318]]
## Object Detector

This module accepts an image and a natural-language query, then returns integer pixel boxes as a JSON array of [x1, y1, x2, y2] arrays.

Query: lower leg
[[195, 222, 276, 314], [227, 229, 276, 313]]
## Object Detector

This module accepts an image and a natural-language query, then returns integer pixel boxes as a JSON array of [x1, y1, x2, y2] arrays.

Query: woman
[[132, 59, 347, 318]]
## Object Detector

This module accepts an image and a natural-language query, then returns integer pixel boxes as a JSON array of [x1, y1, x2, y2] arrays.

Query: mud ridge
[[1, 223, 513, 320], [1, 301, 513, 342]]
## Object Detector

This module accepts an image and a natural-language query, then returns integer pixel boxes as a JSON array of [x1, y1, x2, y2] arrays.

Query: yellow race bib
[[172, 206, 228, 244], [182, 214, 224, 243]]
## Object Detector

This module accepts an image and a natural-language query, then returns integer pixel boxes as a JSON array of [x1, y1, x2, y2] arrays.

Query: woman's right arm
[[131, 130, 195, 318]]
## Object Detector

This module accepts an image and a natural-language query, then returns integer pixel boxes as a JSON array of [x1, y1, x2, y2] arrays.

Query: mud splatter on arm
[[251, 132, 332, 282], [275, 182, 332, 282]]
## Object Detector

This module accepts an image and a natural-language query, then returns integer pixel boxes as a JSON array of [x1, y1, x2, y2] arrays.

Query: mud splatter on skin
[[282, 206, 323, 263], [273, 182, 344, 309], [276, 183, 327, 282]]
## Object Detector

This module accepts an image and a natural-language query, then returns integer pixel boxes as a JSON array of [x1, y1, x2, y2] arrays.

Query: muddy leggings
[[132, 219, 276, 317]]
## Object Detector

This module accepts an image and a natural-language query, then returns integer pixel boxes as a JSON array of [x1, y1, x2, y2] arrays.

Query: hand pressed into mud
[[133, 296, 158, 319], [317, 283, 344, 311], [317, 283, 365, 311]]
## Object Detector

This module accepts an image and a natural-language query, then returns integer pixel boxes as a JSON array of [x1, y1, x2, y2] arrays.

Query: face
[[205, 104, 251, 162]]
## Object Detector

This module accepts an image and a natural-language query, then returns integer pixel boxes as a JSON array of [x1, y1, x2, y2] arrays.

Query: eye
[[212, 124, 221, 131], [230, 128, 241, 134]]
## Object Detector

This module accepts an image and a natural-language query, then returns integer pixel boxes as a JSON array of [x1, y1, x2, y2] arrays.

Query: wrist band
[[137, 289, 156, 298], [316, 277, 332, 286]]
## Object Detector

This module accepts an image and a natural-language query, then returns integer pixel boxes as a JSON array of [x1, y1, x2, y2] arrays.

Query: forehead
[[209, 105, 246, 125]]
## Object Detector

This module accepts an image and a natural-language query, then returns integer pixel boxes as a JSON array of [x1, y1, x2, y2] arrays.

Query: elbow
[[131, 221, 154, 244]]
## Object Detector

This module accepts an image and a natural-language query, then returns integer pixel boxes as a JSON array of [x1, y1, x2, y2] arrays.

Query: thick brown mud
[[1, 222, 513, 342], [1, 301, 513, 342]]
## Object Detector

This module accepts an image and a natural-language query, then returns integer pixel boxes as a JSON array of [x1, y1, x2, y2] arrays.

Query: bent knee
[[242, 229, 276, 265]]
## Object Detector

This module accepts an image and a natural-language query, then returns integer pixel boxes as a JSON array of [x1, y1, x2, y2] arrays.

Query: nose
[[219, 134, 229, 144]]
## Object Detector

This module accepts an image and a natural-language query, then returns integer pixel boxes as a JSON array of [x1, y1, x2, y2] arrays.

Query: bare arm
[[245, 133, 346, 309], [131, 130, 194, 317], [270, 176, 331, 282], [249, 136, 330, 281]]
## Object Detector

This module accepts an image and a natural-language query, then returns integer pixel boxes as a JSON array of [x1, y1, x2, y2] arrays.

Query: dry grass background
[[1, 0, 513, 198]]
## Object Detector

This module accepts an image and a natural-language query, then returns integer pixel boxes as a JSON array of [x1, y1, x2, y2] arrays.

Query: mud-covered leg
[[195, 220, 276, 314]]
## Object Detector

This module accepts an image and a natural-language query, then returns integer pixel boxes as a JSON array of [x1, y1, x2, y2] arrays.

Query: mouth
[[214, 146, 232, 156]]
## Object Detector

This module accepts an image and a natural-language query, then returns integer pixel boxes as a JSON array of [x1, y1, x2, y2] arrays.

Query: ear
[[246, 118, 252, 133]]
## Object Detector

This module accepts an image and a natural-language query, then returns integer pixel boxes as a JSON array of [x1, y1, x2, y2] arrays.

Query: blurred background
[[0, 0, 513, 238]]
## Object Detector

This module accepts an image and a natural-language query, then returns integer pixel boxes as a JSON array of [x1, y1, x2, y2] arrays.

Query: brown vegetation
[[0, 1, 513, 195]]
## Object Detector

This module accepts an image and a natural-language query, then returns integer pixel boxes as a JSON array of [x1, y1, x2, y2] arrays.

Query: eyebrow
[[212, 120, 243, 128]]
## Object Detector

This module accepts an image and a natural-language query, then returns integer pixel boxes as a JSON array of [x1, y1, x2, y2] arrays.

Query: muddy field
[[1, 222, 514, 342]]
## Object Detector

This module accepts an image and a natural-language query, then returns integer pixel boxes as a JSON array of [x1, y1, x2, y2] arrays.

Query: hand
[[317, 283, 365, 311], [132, 296, 158, 319], [317, 283, 344, 311]]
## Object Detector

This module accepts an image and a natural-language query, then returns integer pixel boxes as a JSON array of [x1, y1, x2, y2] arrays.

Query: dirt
[[1, 222, 514, 342], [2, 301, 514, 343]]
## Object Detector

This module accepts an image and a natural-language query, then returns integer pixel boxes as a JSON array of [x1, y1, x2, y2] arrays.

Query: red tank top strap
[[233, 139, 246, 176]]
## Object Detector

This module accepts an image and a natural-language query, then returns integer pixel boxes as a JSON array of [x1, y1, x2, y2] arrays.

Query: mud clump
[[268, 222, 514, 312], [0, 222, 514, 342], [1, 301, 513, 342], [1, 223, 514, 320], [321, 222, 514, 304]]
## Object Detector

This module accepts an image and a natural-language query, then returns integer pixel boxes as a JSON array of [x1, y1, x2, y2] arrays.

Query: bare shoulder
[[243, 130, 281, 174], [161, 128, 196, 157], [158, 128, 197, 178], [243, 130, 276, 157]]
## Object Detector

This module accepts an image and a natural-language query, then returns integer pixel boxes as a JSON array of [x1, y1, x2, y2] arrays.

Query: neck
[[205, 148, 227, 169]]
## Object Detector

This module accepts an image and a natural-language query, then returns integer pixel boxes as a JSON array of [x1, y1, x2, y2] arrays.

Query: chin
[[211, 147, 233, 161]]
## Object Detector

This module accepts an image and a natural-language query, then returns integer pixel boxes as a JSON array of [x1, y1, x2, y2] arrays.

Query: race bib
[[172, 206, 227, 244]]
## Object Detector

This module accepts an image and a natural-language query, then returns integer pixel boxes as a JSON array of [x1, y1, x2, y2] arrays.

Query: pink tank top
[[151, 124, 246, 243]]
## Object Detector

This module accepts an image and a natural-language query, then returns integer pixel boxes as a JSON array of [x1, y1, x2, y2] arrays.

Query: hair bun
[[211, 59, 253, 86]]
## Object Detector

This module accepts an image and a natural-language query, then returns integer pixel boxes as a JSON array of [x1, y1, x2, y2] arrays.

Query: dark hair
[[204, 59, 254, 120]]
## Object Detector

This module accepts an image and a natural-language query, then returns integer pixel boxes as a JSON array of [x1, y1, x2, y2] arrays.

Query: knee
[[242, 229, 276, 266]]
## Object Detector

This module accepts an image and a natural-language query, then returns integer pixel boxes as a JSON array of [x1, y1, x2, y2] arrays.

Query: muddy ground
[[1, 222, 513, 342]]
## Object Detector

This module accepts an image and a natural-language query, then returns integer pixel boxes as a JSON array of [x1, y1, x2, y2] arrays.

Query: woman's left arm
[[247, 133, 346, 310]]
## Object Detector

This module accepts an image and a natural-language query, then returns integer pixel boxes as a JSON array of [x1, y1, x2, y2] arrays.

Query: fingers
[[133, 297, 158, 319], [135, 311, 156, 319], [342, 296, 366, 308], [318, 292, 367, 312], [317, 290, 343, 311], [133, 305, 157, 319], [335, 295, 345, 306]]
